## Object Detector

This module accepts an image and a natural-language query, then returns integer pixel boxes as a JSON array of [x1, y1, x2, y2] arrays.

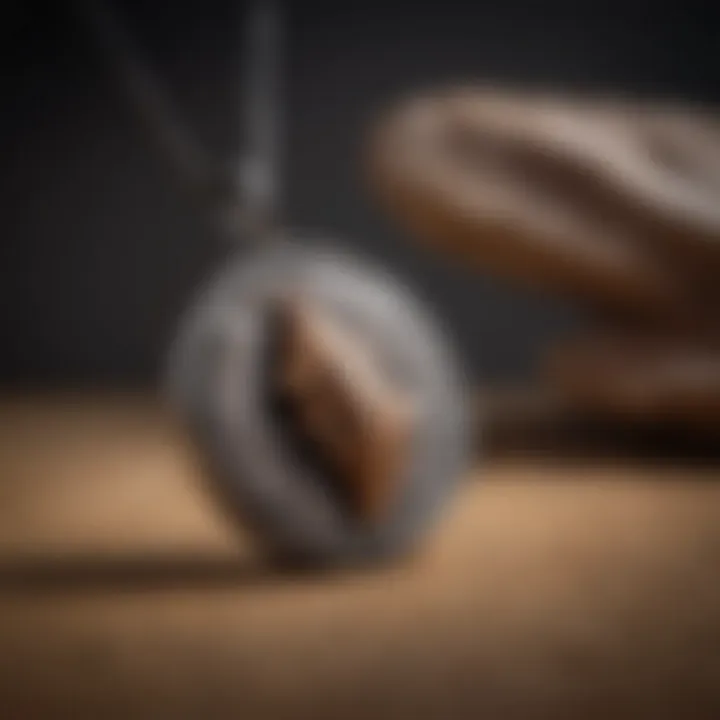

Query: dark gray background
[[2, 0, 718, 388]]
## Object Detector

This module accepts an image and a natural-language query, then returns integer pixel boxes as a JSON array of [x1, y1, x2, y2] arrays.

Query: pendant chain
[[72, 0, 284, 244]]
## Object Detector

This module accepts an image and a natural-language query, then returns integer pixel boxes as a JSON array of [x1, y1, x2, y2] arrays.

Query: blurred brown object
[[545, 334, 720, 427], [367, 87, 720, 436]]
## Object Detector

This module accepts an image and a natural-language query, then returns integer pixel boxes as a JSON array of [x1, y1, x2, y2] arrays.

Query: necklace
[[72, 0, 472, 567]]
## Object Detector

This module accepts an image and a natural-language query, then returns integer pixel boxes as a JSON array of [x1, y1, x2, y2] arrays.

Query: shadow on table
[[0, 550, 381, 597]]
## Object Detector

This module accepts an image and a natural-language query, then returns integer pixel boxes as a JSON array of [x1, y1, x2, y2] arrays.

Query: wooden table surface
[[0, 393, 718, 719]]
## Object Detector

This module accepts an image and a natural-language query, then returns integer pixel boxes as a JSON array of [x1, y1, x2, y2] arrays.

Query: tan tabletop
[[0, 394, 718, 719]]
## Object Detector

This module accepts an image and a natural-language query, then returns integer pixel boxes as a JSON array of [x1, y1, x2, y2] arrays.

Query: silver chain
[[237, 0, 282, 234], [72, 0, 284, 243]]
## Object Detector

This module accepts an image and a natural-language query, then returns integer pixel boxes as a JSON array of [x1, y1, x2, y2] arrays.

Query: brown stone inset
[[277, 295, 415, 522]]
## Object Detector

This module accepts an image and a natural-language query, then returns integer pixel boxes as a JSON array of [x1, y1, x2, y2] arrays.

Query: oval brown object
[[277, 294, 416, 523], [366, 88, 720, 328]]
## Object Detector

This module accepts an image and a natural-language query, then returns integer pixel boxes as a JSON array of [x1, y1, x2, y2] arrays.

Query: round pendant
[[167, 235, 473, 567]]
